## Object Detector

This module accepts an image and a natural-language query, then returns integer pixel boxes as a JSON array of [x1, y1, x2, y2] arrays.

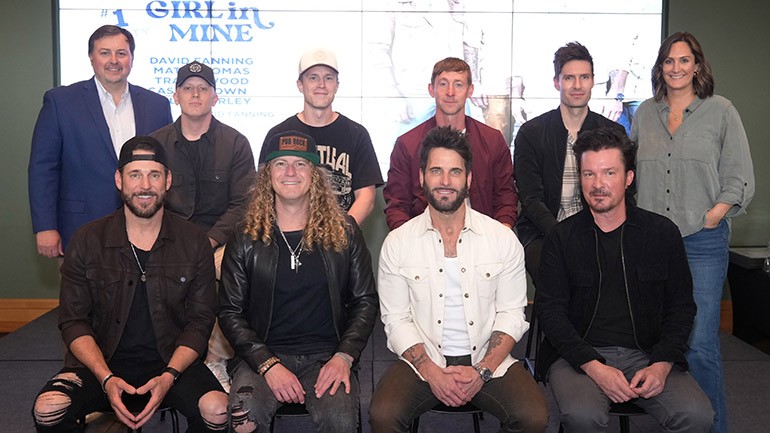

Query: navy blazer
[[28, 78, 172, 249]]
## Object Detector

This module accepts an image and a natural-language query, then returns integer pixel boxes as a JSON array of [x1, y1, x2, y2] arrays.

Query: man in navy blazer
[[28, 25, 172, 258]]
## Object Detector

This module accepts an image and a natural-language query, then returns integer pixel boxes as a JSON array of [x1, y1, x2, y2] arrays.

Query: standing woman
[[631, 32, 754, 433]]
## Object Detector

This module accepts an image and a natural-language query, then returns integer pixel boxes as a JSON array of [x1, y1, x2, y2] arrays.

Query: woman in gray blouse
[[631, 32, 754, 433]]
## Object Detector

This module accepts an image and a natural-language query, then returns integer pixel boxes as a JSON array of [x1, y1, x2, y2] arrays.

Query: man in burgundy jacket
[[383, 57, 517, 230]]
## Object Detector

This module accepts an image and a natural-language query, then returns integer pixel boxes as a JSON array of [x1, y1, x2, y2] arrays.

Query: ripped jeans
[[229, 352, 359, 433], [32, 361, 227, 433]]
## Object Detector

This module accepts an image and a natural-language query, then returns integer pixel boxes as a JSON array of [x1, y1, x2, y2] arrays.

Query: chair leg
[[410, 415, 420, 433], [619, 414, 630, 433]]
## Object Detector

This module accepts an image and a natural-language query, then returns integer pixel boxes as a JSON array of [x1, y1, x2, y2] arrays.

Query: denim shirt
[[631, 95, 754, 236]]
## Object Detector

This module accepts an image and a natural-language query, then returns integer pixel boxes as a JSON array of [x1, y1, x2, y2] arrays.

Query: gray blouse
[[631, 95, 754, 237]]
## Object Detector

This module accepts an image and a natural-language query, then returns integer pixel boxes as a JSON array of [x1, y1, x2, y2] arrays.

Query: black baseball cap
[[118, 136, 169, 169], [176, 61, 216, 88]]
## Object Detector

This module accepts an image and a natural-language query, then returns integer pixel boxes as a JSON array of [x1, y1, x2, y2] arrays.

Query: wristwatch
[[473, 363, 492, 382]]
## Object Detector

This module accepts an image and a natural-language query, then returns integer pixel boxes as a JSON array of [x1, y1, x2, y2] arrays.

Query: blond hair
[[243, 164, 349, 251]]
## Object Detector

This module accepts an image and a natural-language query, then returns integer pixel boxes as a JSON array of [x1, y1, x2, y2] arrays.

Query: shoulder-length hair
[[652, 31, 714, 101], [243, 163, 349, 252]]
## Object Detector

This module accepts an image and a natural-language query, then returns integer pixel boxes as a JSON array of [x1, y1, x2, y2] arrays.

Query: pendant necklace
[[130, 243, 147, 282], [279, 230, 304, 272]]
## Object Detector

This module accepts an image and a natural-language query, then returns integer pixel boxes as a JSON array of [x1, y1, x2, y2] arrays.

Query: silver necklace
[[278, 230, 304, 272], [130, 243, 147, 282]]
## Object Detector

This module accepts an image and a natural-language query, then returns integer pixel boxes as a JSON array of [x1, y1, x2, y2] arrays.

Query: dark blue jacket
[[28, 78, 172, 248]]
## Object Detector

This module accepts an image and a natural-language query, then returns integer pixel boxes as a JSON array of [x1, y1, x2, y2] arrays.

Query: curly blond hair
[[243, 163, 349, 252]]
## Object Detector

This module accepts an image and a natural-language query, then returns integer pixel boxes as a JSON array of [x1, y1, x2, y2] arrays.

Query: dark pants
[[230, 351, 360, 433], [369, 358, 548, 433], [32, 360, 224, 433], [523, 236, 544, 287]]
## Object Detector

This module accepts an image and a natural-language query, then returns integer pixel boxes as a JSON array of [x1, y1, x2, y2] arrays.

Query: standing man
[[371, 127, 547, 433], [32, 137, 228, 433], [535, 128, 713, 432], [383, 57, 517, 231], [258, 48, 383, 224], [151, 61, 256, 391], [29, 25, 172, 258], [220, 131, 379, 433], [514, 42, 625, 282]]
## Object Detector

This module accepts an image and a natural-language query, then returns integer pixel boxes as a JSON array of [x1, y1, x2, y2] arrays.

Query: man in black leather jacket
[[536, 128, 713, 432], [218, 130, 378, 433]]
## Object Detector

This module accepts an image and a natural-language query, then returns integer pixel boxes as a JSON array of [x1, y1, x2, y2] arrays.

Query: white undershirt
[[94, 77, 136, 157], [440, 257, 472, 356]]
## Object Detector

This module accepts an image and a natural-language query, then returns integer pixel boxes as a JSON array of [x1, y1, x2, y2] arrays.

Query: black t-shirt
[[111, 245, 162, 367], [266, 229, 337, 354], [259, 114, 384, 211], [585, 223, 636, 349]]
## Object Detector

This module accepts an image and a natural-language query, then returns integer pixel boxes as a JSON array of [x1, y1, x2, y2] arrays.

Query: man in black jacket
[[218, 130, 378, 433], [514, 42, 626, 282], [536, 128, 713, 432]]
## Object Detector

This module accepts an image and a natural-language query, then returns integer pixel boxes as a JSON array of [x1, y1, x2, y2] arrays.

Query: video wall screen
[[57, 0, 665, 178]]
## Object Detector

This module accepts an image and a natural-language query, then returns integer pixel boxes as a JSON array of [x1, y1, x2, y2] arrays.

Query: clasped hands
[[424, 364, 483, 407]]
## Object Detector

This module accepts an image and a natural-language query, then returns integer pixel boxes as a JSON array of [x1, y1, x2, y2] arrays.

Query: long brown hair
[[652, 32, 714, 101], [242, 163, 349, 252]]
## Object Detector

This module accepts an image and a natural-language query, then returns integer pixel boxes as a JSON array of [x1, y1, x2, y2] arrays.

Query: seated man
[[370, 126, 547, 433], [218, 131, 379, 433], [536, 127, 713, 432], [32, 136, 227, 433]]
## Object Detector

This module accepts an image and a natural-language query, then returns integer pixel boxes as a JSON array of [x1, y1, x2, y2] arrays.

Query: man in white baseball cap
[[258, 48, 383, 225]]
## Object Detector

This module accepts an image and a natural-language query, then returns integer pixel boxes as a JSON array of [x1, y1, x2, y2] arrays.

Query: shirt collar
[[93, 76, 130, 105], [415, 203, 485, 237]]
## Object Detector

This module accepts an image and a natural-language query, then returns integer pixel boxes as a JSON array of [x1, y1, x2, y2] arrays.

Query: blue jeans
[[683, 220, 730, 433]]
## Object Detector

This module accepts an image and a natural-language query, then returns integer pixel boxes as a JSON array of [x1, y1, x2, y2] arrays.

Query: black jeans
[[32, 360, 223, 433]]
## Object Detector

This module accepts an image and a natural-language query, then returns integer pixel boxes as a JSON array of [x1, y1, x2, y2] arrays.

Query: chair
[[78, 406, 179, 433], [409, 402, 485, 433], [269, 402, 363, 433], [557, 401, 646, 433]]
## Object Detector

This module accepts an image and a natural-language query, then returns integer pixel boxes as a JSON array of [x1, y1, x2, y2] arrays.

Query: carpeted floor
[[3, 308, 769, 433]]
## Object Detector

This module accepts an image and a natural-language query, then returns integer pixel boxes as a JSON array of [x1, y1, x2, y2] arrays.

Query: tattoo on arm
[[403, 345, 428, 370], [487, 331, 504, 351]]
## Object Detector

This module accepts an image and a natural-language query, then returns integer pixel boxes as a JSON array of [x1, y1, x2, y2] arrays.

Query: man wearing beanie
[[151, 61, 256, 392]]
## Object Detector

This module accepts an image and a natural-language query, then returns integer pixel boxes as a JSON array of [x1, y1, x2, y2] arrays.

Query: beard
[[587, 188, 615, 213], [122, 189, 166, 219], [424, 182, 469, 214]]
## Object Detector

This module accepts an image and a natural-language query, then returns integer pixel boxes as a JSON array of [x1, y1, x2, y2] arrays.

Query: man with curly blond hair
[[218, 130, 379, 433]]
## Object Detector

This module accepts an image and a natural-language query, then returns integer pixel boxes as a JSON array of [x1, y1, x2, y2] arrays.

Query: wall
[[1, 0, 767, 301]]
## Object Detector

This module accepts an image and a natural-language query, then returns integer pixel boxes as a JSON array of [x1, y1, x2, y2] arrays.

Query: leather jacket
[[535, 204, 695, 380], [217, 217, 378, 373]]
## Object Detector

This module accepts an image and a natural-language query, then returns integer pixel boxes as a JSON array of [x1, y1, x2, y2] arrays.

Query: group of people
[[27, 23, 753, 433]]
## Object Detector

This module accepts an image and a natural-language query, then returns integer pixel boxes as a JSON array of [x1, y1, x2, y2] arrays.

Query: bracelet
[[258, 357, 281, 375], [163, 366, 181, 382], [334, 352, 353, 368], [100, 373, 115, 393]]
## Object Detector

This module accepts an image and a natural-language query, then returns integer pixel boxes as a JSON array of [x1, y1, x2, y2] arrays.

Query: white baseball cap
[[298, 48, 339, 78]]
